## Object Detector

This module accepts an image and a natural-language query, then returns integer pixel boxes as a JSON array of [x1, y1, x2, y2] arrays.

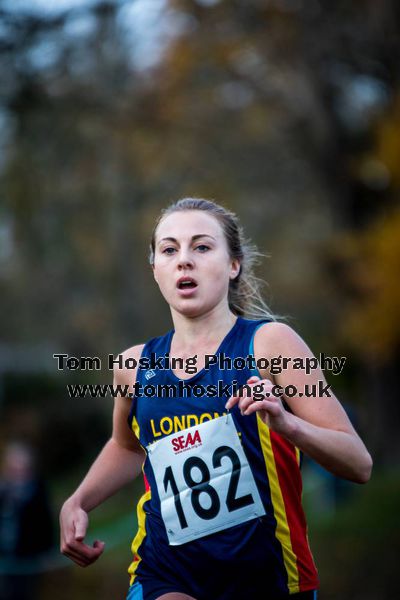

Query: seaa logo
[[171, 430, 202, 453]]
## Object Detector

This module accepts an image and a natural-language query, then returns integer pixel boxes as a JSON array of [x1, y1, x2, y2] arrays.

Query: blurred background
[[0, 0, 399, 598]]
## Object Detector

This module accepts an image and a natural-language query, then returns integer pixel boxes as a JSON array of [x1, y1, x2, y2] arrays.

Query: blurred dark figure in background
[[0, 442, 54, 600]]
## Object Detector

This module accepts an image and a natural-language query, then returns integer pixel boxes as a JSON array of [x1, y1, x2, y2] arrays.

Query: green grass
[[305, 469, 400, 600], [41, 472, 145, 599], [40, 468, 400, 600]]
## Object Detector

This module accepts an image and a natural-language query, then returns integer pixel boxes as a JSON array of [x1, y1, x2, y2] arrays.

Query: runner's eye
[[195, 245, 210, 252], [162, 247, 177, 255]]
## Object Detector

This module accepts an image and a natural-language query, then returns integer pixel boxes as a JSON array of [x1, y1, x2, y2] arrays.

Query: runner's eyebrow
[[158, 234, 217, 244]]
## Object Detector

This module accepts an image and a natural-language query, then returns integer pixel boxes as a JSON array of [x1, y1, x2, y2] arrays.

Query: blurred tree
[[0, 0, 399, 463]]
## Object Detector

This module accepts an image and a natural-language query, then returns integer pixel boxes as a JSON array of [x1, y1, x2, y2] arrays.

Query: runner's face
[[153, 211, 240, 317]]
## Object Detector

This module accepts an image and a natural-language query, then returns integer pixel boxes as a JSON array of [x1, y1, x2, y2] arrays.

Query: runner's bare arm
[[227, 323, 372, 483], [60, 344, 145, 566]]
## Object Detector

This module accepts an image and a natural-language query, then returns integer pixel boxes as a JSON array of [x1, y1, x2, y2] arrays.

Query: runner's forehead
[[155, 211, 225, 244]]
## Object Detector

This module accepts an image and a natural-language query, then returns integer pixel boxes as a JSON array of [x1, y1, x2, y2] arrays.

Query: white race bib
[[147, 414, 266, 545]]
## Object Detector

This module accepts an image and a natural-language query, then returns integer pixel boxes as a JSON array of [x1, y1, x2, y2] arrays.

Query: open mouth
[[177, 277, 198, 290]]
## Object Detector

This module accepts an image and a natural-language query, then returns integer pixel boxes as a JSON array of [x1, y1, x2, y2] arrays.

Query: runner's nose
[[177, 249, 194, 269]]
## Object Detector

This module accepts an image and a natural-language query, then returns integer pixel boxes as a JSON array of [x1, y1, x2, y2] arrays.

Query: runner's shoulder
[[254, 321, 304, 359]]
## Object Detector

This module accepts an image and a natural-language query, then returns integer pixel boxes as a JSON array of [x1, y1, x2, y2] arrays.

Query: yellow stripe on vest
[[257, 415, 300, 594], [131, 415, 140, 439], [295, 446, 301, 466], [128, 488, 151, 585]]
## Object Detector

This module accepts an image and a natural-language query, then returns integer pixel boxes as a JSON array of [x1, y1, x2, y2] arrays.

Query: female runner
[[60, 198, 372, 600]]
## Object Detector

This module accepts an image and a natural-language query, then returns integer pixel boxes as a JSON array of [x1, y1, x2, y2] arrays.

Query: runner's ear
[[229, 258, 241, 280]]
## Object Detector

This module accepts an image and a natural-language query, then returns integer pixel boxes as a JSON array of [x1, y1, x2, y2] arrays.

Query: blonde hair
[[149, 198, 278, 321]]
